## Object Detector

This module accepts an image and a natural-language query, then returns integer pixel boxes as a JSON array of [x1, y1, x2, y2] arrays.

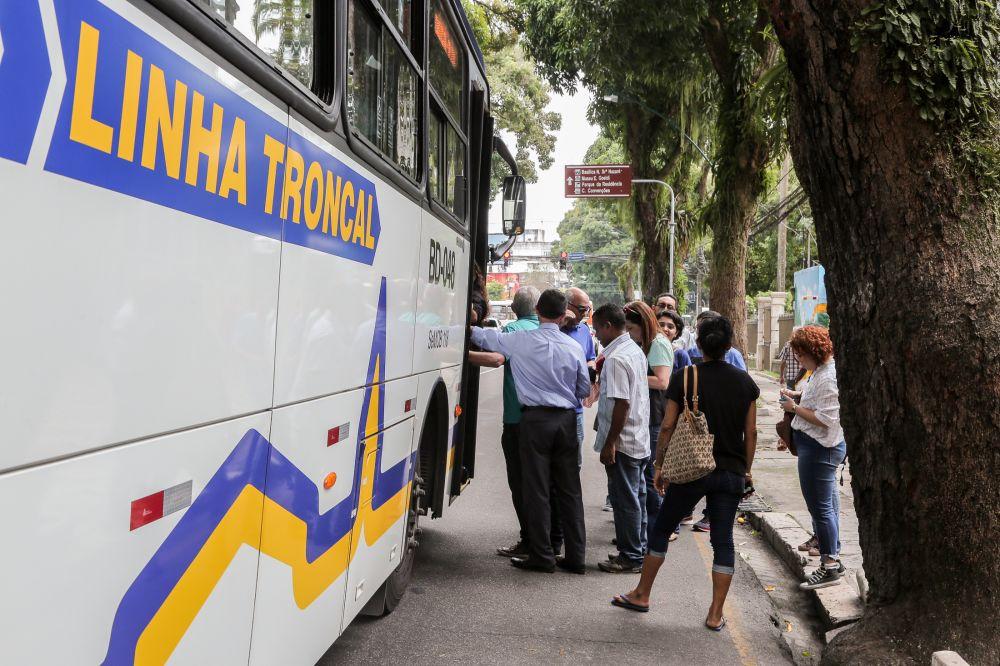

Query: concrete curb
[[746, 511, 864, 631]]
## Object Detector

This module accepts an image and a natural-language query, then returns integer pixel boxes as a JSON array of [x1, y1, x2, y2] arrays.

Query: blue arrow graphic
[[0, 1, 52, 164]]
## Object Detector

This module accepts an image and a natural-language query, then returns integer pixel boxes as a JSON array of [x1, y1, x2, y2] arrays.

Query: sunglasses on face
[[571, 303, 592, 314]]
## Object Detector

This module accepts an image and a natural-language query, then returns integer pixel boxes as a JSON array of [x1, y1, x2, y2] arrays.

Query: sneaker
[[693, 517, 710, 532], [798, 536, 819, 552], [496, 540, 529, 558], [799, 563, 843, 590], [680, 516, 695, 526], [598, 556, 643, 574]]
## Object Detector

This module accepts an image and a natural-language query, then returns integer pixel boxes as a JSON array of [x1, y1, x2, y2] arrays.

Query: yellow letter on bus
[[263, 135, 286, 215], [141, 65, 189, 179], [185, 91, 223, 193], [280, 147, 305, 223], [70, 22, 114, 154], [116, 50, 143, 161], [219, 117, 247, 205], [322, 173, 342, 236]]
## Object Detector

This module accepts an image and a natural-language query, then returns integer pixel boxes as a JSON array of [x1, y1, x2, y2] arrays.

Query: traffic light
[[559, 251, 568, 269]]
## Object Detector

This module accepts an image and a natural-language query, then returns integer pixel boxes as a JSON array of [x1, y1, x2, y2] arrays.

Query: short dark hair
[[656, 293, 677, 304], [697, 315, 733, 360], [593, 303, 626, 329], [697, 309, 721, 323], [536, 289, 568, 319], [657, 308, 684, 337]]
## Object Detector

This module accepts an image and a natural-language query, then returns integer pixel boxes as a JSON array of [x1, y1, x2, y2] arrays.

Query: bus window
[[376, 0, 417, 53], [348, 0, 421, 180], [429, 112, 443, 201], [383, 45, 420, 178], [446, 123, 465, 217], [204, 0, 315, 91], [348, 2, 381, 145], [429, 0, 465, 126]]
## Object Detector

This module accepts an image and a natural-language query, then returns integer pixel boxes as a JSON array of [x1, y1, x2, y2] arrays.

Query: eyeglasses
[[571, 303, 592, 314]]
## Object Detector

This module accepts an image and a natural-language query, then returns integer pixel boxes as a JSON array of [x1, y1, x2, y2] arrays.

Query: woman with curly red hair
[[779, 325, 846, 591]]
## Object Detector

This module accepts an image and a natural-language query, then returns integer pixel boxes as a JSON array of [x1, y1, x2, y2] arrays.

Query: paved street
[[321, 368, 792, 665]]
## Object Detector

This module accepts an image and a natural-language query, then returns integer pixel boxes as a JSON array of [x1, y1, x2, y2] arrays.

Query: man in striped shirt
[[591, 304, 651, 573]]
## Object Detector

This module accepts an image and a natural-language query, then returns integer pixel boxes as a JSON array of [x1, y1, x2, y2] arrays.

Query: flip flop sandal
[[705, 617, 727, 632], [611, 594, 649, 613]]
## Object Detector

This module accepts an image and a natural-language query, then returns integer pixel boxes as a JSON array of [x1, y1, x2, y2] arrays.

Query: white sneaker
[[799, 564, 843, 590]]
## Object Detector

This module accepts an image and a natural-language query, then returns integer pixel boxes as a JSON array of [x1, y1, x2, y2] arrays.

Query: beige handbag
[[660, 365, 716, 484]]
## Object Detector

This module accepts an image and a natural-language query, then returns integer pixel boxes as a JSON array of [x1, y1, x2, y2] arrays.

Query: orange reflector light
[[454, 405, 462, 417], [323, 472, 337, 490]]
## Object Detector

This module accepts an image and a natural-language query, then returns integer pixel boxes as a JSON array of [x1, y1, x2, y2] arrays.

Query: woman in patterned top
[[779, 325, 846, 591]]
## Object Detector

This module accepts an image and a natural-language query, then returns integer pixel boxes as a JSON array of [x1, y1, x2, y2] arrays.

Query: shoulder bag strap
[[682, 365, 691, 413], [692, 364, 700, 413]]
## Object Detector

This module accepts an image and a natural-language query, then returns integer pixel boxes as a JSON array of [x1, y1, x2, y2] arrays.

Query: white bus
[[0, 0, 524, 663]]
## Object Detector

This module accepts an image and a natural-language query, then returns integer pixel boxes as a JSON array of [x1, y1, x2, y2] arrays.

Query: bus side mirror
[[501, 175, 526, 236]]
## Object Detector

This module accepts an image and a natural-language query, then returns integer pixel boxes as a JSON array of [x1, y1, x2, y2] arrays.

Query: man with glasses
[[562, 288, 597, 458]]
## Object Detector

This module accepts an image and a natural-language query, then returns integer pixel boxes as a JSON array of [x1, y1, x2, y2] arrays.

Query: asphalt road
[[320, 368, 791, 665]]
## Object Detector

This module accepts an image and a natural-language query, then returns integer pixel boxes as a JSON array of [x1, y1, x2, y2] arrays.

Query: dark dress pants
[[518, 407, 586, 566], [502, 423, 564, 549]]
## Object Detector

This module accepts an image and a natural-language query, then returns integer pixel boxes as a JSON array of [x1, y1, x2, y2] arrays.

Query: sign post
[[564, 164, 632, 198]]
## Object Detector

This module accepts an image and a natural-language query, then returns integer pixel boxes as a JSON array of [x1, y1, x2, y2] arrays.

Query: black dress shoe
[[510, 556, 555, 573], [496, 540, 529, 558], [555, 557, 586, 575]]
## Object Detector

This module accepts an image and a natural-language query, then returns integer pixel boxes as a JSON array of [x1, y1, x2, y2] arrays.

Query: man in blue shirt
[[562, 288, 597, 460], [472, 289, 591, 574], [688, 310, 748, 370], [495, 286, 542, 559]]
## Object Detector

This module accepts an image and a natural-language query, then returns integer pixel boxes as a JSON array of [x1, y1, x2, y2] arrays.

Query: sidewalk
[[746, 371, 866, 635]]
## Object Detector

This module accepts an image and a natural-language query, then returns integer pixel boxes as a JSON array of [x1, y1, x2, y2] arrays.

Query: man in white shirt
[[591, 304, 650, 573]]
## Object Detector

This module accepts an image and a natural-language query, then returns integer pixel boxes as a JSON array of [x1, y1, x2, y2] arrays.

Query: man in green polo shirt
[[495, 286, 542, 558]]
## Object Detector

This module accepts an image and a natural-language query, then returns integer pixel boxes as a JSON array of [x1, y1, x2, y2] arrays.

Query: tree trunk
[[765, 2, 1000, 663], [700, 4, 777, 355], [635, 187, 670, 300]]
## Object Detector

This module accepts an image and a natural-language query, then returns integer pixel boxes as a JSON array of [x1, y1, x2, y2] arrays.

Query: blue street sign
[[568, 252, 585, 262]]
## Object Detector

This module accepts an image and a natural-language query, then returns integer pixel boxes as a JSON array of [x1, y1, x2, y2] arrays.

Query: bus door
[[450, 86, 494, 498]]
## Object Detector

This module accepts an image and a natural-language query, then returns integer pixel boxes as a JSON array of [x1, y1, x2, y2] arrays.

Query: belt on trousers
[[520, 405, 574, 413]]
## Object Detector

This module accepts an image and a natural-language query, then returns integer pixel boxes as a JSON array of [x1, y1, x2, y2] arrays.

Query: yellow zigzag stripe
[[135, 359, 410, 664]]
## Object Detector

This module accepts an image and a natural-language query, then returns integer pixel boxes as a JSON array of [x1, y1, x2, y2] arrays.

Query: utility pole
[[776, 153, 791, 292], [632, 179, 676, 293]]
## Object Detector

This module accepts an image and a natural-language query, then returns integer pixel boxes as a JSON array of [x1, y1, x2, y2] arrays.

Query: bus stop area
[[321, 368, 821, 665]]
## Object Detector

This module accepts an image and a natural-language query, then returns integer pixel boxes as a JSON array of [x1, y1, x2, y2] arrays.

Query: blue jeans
[[644, 425, 662, 541], [606, 452, 647, 565], [794, 431, 846, 559], [648, 468, 744, 574]]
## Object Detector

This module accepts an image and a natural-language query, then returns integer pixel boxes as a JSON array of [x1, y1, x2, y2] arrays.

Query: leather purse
[[661, 365, 716, 484]]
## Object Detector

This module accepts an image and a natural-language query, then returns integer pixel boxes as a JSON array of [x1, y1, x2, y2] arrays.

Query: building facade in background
[[486, 227, 567, 299]]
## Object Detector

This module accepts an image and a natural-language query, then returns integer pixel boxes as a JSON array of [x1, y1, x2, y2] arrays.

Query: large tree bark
[[765, 2, 1000, 663]]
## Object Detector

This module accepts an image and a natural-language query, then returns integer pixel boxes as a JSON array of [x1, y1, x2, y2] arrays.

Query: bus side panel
[[248, 388, 364, 666], [0, 0, 286, 472], [0, 412, 270, 665], [271, 116, 420, 407], [412, 210, 469, 375], [341, 419, 415, 625]]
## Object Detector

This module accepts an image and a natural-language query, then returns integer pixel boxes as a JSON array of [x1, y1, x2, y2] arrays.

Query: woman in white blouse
[[779, 325, 846, 591]]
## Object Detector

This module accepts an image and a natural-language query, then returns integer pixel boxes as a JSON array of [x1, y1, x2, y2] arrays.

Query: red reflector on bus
[[404, 399, 414, 413], [328, 423, 350, 446], [130, 491, 164, 531], [129, 481, 192, 531]]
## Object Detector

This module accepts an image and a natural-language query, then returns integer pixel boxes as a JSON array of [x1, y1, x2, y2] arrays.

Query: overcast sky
[[490, 86, 601, 239]]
